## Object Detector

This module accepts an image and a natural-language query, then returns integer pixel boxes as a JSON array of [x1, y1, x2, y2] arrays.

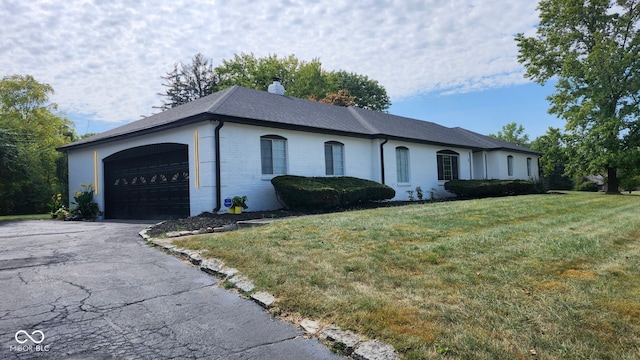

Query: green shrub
[[574, 178, 600, 192], [620, 175, 640, 193], [271, 175, 395, 210], [72, 183, 100, 220], [444, 179, 540, 198]]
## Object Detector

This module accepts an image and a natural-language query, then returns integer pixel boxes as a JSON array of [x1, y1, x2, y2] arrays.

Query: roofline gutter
[[212, 119, 224, 213], [379, 137, 388, 184], [57, 113, 214, 152]]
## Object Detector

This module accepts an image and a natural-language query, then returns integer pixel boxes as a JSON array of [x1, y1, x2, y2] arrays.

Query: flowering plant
[[72, 183, 100, 220], [48, 193, 64, 214]]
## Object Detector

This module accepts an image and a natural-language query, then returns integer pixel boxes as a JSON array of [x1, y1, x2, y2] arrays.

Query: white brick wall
[[67, 121, 541, 217], [485, 150, 539, 180], [67, 124, 203, 215], [216, 123, 376, 211], [381, 141, 475, 200]]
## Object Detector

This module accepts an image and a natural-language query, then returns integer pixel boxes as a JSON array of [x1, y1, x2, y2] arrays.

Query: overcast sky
[[1, 0, 563, 138]]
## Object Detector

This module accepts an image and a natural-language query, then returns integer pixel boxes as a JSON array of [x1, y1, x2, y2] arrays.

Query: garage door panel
[[104, 144, 189, 220]]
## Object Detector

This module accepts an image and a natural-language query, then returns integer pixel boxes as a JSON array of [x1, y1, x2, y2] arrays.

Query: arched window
[[396, 146, 410, 183], [260, 135, 287, 175], [324, 141, 345, 175], [507, 155, 514, 177], [437, 150, 459, 181]]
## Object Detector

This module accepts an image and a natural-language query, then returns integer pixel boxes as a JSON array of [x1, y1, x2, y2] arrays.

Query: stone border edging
[[139, 225, 399, 360]]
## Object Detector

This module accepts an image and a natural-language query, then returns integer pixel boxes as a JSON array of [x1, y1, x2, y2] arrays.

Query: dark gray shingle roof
[[59, 85, 539, 154]]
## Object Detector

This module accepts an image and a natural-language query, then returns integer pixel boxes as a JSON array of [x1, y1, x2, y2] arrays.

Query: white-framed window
[[396, 146, 410, 183], [527, 157, 532, 177], [507, 155, 514, 177], [260, 135, 287, 175], [437, 150, 459, 181], [324, 141, 345, 176]]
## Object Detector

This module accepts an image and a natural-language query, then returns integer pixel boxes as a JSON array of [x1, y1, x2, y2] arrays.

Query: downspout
[[212, 120, 224, 212], [379, 137, 388, 184]]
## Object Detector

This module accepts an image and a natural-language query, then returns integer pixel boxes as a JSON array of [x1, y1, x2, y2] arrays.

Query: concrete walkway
[[0, 220, 342, 359]]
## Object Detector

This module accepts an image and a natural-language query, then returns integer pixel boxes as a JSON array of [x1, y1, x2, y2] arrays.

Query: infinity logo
[[15, 330, 45, 344]]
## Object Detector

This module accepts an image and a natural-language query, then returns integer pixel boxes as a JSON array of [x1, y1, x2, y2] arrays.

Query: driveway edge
[[138, 226, 399, 360]]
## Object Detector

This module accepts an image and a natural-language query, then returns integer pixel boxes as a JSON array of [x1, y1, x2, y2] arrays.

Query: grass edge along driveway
[[175, 192, 640, 360]]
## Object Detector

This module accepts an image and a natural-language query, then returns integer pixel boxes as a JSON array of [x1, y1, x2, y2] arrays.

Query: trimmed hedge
[[444, 179, 542, 198], [574, 178, 600, 192], [271, 175, 395, 210]]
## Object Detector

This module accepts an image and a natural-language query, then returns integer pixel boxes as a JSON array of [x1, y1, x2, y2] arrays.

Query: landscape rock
[[353, 340, 398, 360], [251, 291, 276, 308], [236, 219, 274, 229], [300, 319, 320, 335], [228, 274, 246, 284], [218, 266, 238, 278], [214, 224, 238, 232], [182, 249, 203, 265], [200, 258, 224, 274], [171, 247, 185, 257], [149, 238, 174, 249], [320, 326, 362, 355], [235, 280, 255, 293], [228, 275, 255, 292]]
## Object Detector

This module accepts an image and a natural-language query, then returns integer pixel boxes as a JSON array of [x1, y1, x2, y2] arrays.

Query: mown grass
[[0, 213, 51, 222], [175, 192, 640, 359]]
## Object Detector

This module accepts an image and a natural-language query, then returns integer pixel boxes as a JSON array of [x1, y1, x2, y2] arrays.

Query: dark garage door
[[104, 143, 189, 220]]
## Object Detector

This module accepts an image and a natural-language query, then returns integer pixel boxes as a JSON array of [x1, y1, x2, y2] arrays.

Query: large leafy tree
[[0, 74, 74, 214], [156, 53, 219, 111], [516, 0, 640, 193], [328, 70, 391, 111], [158, 53, 391, 111], [488, 122, 531, 147]]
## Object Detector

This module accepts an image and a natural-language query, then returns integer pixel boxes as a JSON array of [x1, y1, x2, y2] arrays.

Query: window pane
[[326, 142, 344, 175], [325, 144, 333, 175], [396, 148, 409, 183], [333, 144, 344, 175], [507, 156, 514, 176], [260, 139, 273, 174], [451, 156, 458, 180], [272, 139, 287, 174], [437, 153, 458, 180], [443, 156, 452, 180], [527, 158, 532, 177]]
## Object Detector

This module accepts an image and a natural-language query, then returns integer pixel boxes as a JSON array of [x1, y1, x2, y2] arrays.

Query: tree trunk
[[606, 167, 620, 194]]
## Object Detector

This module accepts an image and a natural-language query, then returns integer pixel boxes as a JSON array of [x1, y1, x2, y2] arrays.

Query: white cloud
[[0, 0, 540, 126]]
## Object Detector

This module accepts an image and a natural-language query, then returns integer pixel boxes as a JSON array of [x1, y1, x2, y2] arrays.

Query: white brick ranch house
[[58, 82, 540, 220]]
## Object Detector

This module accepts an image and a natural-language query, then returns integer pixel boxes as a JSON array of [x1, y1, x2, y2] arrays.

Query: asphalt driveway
[[0, 220, 341, 359]]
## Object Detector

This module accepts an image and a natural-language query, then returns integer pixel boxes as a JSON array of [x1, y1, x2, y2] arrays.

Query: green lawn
[[175, 192, 640, 359], [0, 213, 51, 222]]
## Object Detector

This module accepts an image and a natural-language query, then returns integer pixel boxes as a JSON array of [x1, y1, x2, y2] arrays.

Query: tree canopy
[[488, 122, 531, 147], [516, 0, 640, 193], [156, 53, 218, 110], [157, 53, 391, 112], [531, 127, 575, 189], [0, 74, 74, 214]]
